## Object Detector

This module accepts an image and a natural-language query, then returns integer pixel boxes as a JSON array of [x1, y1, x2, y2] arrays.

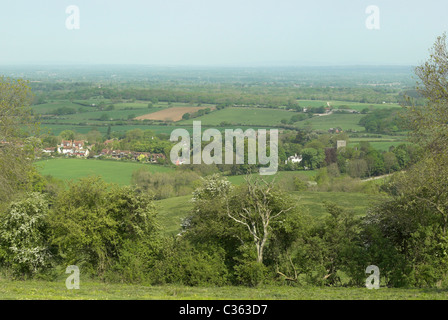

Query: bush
[[48, 176, 160, 278], [233, 244, 267, 287], [0, 193, 53, 278], [150, 238, 229, 286]]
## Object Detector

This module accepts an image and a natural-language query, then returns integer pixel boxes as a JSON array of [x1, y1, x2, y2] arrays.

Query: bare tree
[[225, 175, 293, 264]]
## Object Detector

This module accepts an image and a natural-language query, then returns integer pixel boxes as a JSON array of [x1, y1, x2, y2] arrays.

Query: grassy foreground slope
[[0, 279, 447, 300]]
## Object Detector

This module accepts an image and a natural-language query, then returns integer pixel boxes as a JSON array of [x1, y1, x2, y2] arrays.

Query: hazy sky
[[0, 0, 447, 66]]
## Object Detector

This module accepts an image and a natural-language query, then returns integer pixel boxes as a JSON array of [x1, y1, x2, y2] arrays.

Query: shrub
[[149, 238, 229, 286], [48, 176, 160, 278], [233, 244, 268, 287], [0, 193, 53, 278]]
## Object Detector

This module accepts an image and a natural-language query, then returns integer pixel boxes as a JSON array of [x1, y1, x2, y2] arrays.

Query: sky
[[0, 0, 447, 67]]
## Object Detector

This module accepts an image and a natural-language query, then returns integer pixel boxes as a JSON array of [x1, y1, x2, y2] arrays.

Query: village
[[41, 139, 166, 163]]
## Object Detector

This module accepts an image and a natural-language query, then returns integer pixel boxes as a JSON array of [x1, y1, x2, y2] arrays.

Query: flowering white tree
[[0, 193, 52, 277]]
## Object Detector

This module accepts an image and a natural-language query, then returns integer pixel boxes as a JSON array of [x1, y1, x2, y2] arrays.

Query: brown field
[[135, 106, 215, 122]]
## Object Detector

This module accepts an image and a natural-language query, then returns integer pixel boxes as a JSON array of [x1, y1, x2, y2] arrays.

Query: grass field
[[156, 189, 384, 235], [0, 279, 446, 300], [295, 113, 365, 131], [348, 140, 409, 152], [35, 158, 174, 186], [297, 100, 401, 111], [347, 134, 410, 151], [226, 170, 317, 186], [177, 107, 295, 126], [38, 123, 195, 136]]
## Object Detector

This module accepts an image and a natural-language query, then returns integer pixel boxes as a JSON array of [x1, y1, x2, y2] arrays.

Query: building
[[58, 140, 88, 157], [285, 154, 302, 164]]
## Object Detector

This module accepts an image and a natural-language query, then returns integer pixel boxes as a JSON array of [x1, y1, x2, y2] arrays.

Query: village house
[[99, 149, 166, 163], [58, 140, 89, 157], [285, 153, 302, 164], [42, 147, 56, 154]]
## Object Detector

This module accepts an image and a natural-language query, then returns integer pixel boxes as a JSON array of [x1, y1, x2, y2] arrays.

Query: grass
[[290, 191, 384, 217], [348, 140, 409, 152], [297, 100, 401, 111], [226, 170, 317, 186], [35, 158, 174, 186], [38, 123, 194, 136], [156, 188, 383, 236], [177, 107, 295, 126], [157, 195, 192, 235], [295, 113, 365, 131], [1, 279, 447, 300]]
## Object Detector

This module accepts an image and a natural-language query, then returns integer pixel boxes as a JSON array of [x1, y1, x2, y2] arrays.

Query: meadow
[[0, 279, 447, 300], [348, 134, 410, 151], [177, 107, 295, 126], [156, 190, 385, 236], [35, 158, 174, 186], [297, 100, 401, 111], [295, 113, 366, 131]]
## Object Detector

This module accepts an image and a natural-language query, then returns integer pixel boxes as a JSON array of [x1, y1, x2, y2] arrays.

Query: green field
[[348, 140, 409, 152], [0, 279, 446, 300], [226, 170, 317, 186], [156, 189, 384, 235], [38, 123, 196, 136], [295, 113, 365, 131], [177, 107, 295, 126], [157, 195, 192, 235], [297, 100, 401, 111], [35, 158, 174, 186], [33, 101, 217, 125]]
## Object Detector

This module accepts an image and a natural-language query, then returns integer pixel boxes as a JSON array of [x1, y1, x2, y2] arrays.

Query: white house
[[285, 154, 302, 164]]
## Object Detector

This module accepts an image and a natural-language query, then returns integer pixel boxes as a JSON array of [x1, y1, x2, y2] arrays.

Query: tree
[[0, 77, 35, 203], [99, 113, 110, 121], [301, 148, 324, 170], [106, 125, 112, 140], [409, 33, 448, 153], [317, 202, 361, 285], [60, 130, 76, 141], [225, 176, 293, 264], [347, 159, 368, 178], [364, 155, 448, 286], [383, 152, 398, 173], [49, 176, 159, 277], [86, 130, 103, 144], [361, 35, 448, 287]]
